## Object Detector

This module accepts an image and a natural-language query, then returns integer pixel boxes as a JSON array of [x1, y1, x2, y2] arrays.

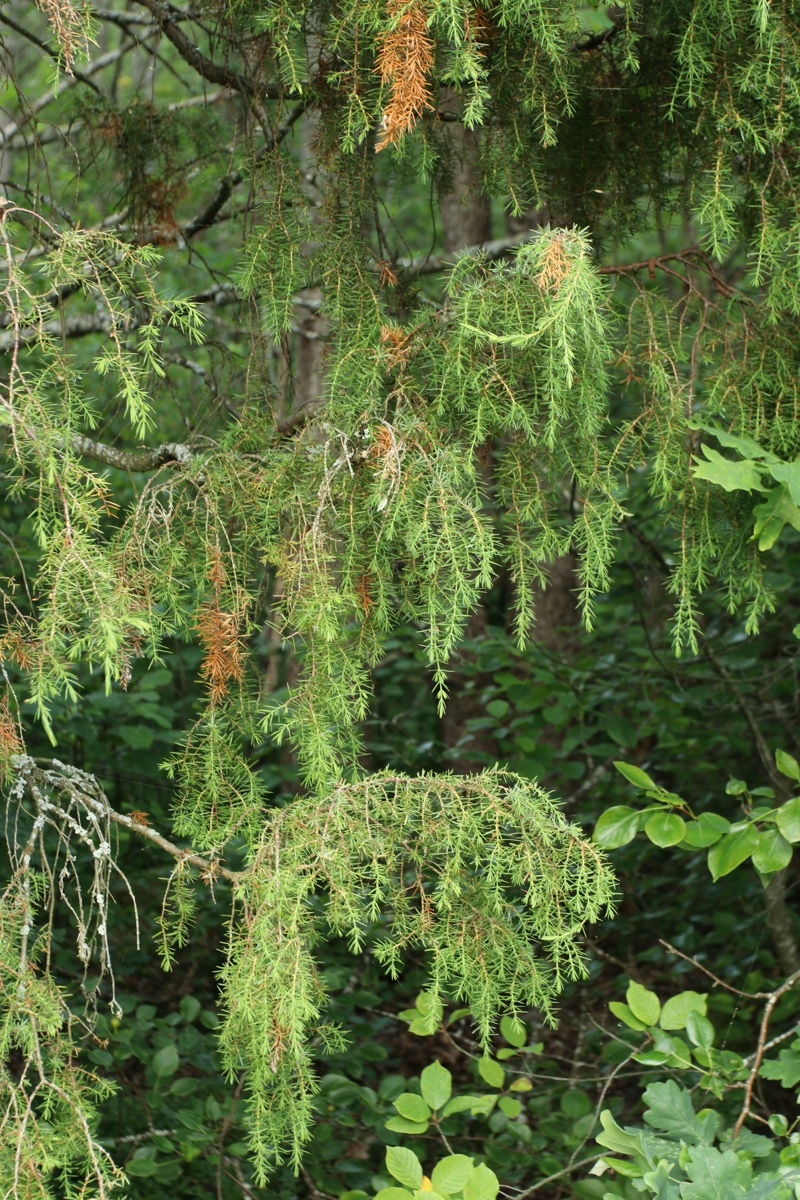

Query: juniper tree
[[1, 0, 800, 1192]]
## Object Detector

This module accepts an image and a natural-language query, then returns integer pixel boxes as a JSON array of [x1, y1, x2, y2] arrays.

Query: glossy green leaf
[[644, 811, 686, 847], [681, 812, 730, 848], [776, 749, 800, 782], [613, 761, 657, 790], [707, 824, 760, 880], [593, 806, 643, 849], [776, 797, 800, 843], [752, 828, 793, 874]]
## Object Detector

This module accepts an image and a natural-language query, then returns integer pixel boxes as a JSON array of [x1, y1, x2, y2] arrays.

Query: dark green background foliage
[[2, 0, 800, 1195]]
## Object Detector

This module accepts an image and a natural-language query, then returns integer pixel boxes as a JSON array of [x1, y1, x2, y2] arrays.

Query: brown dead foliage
[[536, 232, 572, 294], [375, 1, 435, 150], [380, 323, 413, 366], [196, 550, 245, 704]]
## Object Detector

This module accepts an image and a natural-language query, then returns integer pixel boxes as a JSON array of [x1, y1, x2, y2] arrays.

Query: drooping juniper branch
[[0, 13, 104, 94]]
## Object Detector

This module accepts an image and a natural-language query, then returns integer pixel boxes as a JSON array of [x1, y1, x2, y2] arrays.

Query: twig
[[660, 940, 768, 999], [135, 0, 283, 99], [510, 1153, 604, 1198], [733, 968, 800, 1137]]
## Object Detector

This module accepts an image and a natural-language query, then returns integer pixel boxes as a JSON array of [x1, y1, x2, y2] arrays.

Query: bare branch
[[70, 432, 195, 472], [135, 0, 284, 99], [0, 40, 139, 146], [181, 101, 306, 240]]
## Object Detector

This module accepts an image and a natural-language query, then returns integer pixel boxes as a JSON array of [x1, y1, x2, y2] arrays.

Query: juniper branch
[[0, 13, 103, 94], [70, 433, 195, 471]]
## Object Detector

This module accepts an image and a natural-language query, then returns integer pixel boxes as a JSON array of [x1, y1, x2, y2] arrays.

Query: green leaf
[[498, 1096, 522, 1118], [768, 460, 800, 505], [441, 1095, 485, 1117], [477, 1058, 505, 1089], [385, 1117, 430, 1135], [688, 422, 776, 462], [394, 1094, 432, 1123], [509, 1077, 533, 1091], [118, 725, 155, 749], [596, 1110, 647, 1168], [642, 1080, 716, 1145], [152, 1044, 180, 1078], [752, 828, 793, 874], [681, 813, 729, 848], [775, 797, 800, 843], [463, 1163, 500, 1200], [644, 811, 686, 847], [594, 806, 643, 849], [375, 1190, 414, 1200], [659, 990, 707, 1030], [420, 1062, 452, 1111], [776, 749, 800, 782], [626, 980, 660, 1026], [609, 1001, 647, 1031], [681, 1145, 743, 1199], [692, 445, 765, 492], [614, 761, 657, 790], [125, 1158, 159, 1177], [708, 825, 760, 880], [179, 996, 201, 1022], [752, 486, 800, 550], [415, 991, 443, 1020], [759, 1048, 800, 1088], [499, 1016, 527, 1047], [685, 1011, 715, 1051], [431, 1155, 474, 1195], [386, 1147, 423, 1190], [727, 778, 749, 795]]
